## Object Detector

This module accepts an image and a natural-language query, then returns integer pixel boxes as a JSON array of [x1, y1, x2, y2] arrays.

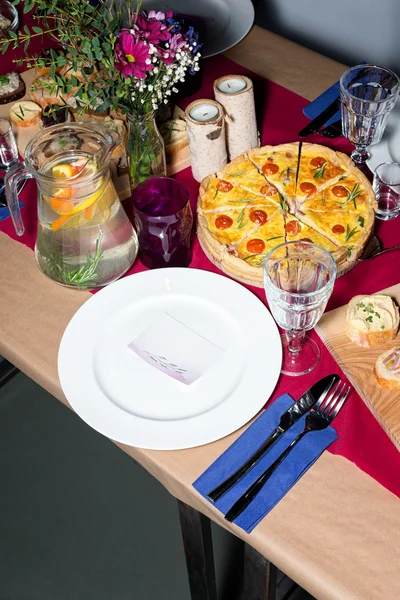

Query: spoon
[[359, 235, 400, 261]]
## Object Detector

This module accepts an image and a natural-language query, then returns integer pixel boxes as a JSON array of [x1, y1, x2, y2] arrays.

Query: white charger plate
[[58, 269, 282, 450], [367, 96, 400, 172], [141, 0, 255, 58]]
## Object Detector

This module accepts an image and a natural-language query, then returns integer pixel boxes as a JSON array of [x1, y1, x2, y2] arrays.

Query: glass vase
[[126, 110, 166, 190]]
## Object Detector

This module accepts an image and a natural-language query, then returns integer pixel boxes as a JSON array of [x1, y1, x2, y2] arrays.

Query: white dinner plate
[[367, 96, 400, 172], [140, 0, 255, 58], [58, 269, 282, 450]]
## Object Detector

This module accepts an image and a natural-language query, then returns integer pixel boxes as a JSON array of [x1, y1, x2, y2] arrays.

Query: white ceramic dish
[[140, 0, 255, 58], [58, 269, 282, 450]]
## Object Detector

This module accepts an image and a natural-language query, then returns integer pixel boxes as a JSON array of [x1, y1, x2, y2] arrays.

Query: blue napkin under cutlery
[[193, 394, 337, 533], [0, 201, 23, 222], [303, 80, 340, 127]]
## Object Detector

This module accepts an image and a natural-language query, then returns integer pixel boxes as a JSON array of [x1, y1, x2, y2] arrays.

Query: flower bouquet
[[3, 0, 201, 188]]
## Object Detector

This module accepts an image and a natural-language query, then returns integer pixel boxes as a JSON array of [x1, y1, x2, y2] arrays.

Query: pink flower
[[114, 31, 153, 79], [135, 14, 171, 45], [148, 10, 166, 20], [169, 33, 186, 52]]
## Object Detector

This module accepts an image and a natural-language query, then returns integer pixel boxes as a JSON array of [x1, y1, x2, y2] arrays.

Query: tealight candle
[[214, 75, 258, 160], [189, 103, 219, 123], [217, 77, 247, 95], [185, 99, 227, 182]]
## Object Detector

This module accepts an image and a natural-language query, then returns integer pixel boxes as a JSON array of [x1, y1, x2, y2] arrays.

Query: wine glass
[[340, 64, 399, 166], [263, 241, 336, 377]]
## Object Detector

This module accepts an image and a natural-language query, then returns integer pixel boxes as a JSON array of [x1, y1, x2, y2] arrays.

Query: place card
[[128, 312, 225, 385]]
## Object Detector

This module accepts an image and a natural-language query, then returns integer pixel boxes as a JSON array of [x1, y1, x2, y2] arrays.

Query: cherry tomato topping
[[216, 180, 233, 192], [249, 209, 268, 225], [332, 224, 345, 234], [262, 162, 279, 175], [260, 182, 278, 196], [300, 181, 317, 197], [300, 237, 313, 243], [285, 220, 300, 235], [215, 215, 233, 229], [246, 238, 266, 254], [310, 156, 326, 168], [332, 185, 348, 198], [286, 152, 293, 158]]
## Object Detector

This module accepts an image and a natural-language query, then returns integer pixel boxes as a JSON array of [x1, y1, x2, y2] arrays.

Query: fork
[[224, 381, 351, 522]]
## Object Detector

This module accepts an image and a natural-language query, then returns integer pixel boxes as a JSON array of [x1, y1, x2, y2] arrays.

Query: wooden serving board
[[0, 67, 191, 199], [316, 283, 400, 452]]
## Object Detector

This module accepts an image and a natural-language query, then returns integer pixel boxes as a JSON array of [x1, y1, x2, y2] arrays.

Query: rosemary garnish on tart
[[340, 183, 363, 209], [313, 162, 327, 179]]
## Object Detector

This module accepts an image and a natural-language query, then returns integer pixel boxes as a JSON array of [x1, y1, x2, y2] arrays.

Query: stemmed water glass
[[340, 64, 399, 166], [264, 241, 336, 377]]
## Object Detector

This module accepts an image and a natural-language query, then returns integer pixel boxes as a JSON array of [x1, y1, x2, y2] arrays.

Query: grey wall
[[255, 0, 400, 75]]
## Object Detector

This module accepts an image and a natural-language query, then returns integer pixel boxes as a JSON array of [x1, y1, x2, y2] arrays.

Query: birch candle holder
[[185, 99, 227, 183], [213, 75, 259, 160]]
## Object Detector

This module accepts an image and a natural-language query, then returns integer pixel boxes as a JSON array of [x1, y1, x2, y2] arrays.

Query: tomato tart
[[197, 142, 376, 286]]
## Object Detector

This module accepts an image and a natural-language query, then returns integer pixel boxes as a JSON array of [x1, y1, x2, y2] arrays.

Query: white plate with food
[[367, 96, 400, 173], [58, 268, 282, 450], [141, 0, 255, 58]]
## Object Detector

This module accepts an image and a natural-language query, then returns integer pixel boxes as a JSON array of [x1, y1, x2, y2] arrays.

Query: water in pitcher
[[35, 153, 138, 288]]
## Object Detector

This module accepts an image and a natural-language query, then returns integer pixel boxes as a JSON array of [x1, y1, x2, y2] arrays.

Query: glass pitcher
[[5, 122, 138, 289]]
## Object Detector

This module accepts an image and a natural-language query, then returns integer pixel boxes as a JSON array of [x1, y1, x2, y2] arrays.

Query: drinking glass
[[132, 177, 193, 269], [340, 64, 399, 165], [373, 162, 400, 220], [264, 241, 337, 377], [0, 118, 18, 170]]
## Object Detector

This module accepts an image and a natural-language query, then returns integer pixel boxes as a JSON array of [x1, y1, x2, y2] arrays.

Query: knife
[[298, 97, 341, 138], [207, 374, 339, 503]]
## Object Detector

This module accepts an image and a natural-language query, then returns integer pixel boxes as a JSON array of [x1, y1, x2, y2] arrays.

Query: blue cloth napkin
[[193, 394, 337, 533], [303, 81, 340, 127], [0, 201, 23, 223]]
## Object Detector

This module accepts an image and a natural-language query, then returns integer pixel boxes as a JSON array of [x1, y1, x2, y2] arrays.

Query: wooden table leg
[[177, 500, 217, 600], [243, 542, 277, 600]]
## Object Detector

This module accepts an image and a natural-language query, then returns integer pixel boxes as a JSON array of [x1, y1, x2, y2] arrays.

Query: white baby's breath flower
[[129, 29, 135, 34], [153, 67, 159, 74], [141, 99, 145, 104], [152, 57, 158, 63], [172, 87, 178, 93], [147, 84, 153, 92], [164, 53, 169, 59], [164, 99, 168, 104], [145, 58, 152, 65]]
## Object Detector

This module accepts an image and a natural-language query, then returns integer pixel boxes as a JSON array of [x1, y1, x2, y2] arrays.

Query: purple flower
[[169, 33, 186, 52], [114, 31, 153, 79], [135, 14, 171, 45]]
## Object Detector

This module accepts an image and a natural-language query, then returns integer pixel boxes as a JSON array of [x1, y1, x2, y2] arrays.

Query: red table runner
[[2, 39, 400, 499]]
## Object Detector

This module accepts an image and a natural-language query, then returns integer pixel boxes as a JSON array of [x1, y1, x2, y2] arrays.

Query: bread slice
[[374, 347, 400, 390], [9, 101, 42, 128], [0, 72, 26, 105], [159, 117, 188, 156], [29, 76, 72, 109], [345, 294, 399, 348]]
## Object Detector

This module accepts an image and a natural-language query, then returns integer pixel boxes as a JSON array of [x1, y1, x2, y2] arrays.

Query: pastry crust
[[197, 142, 376, 287]]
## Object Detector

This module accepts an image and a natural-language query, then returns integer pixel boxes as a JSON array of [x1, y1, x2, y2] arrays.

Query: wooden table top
[[1, 25, 399, 600]]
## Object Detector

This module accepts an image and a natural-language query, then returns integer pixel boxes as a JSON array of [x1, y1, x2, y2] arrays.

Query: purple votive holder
[[132, 177, 193, 269]]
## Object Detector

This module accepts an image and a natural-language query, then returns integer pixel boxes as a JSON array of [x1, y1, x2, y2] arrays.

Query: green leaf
[[228, 169, 246, 177], [344, 224, 360, 242], [357, 215, 365, 227], [1, 40, 10, 54], [32, 26, 43, 34]]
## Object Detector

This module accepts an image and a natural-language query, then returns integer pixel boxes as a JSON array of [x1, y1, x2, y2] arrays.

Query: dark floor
[[0, 362, 314, 600]]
